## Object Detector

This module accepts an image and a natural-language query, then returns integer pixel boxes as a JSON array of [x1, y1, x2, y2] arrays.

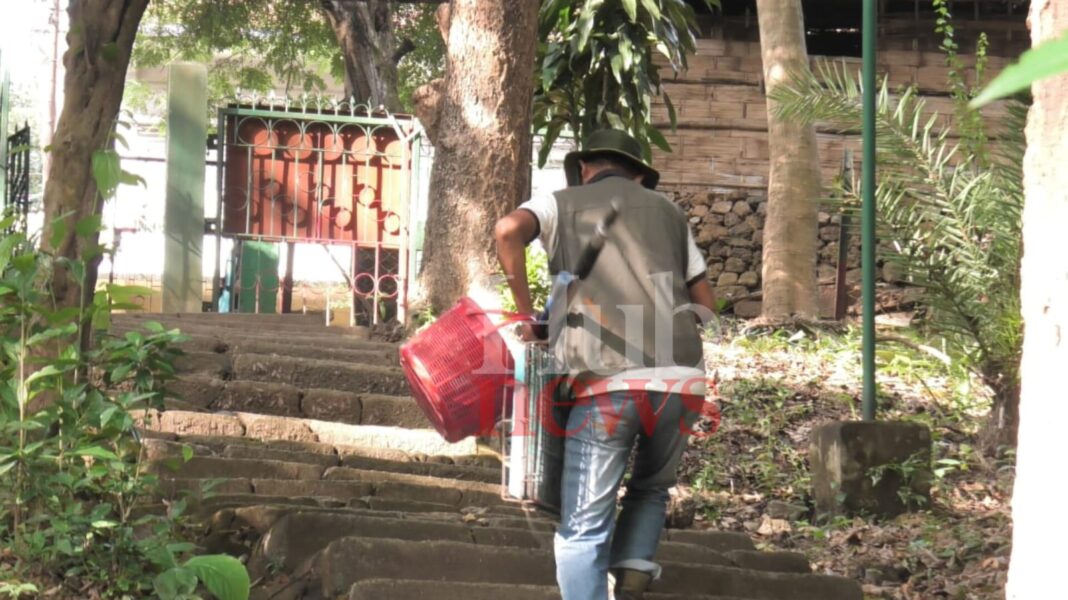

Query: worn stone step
[[232, 352, 408, 395], [115, 312, 327, 326], [152, 456, 327, 480], [229, 340, 396, 366], [136, 410, 476, 456], [173, 477, 504, 512], [113, 321, 396, 353], [346, 580, 762, 600], [313, 538, 861, 599], [113, 313, 363, 336], [247, 510, 735, 578], [338, 452, 499, 483], [174, 351, 233, 379], [157, 433, 495, 475], [168, 378, 417, 425]]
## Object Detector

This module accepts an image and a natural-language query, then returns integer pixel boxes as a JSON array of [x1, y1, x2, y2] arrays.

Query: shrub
[[0, 216, 249, 599]]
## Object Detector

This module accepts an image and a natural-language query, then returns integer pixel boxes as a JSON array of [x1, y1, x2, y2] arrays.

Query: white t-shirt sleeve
[[517, 193, 558, 257], [686, 228, 707, 283]]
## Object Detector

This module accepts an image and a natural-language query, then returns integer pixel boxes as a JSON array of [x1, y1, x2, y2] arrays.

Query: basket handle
[[471, 308, 537, 332]]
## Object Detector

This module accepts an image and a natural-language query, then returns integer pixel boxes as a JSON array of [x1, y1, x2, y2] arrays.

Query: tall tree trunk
[[1006, 1, 1068, 597], [320, 0, 402, 111], [755, 0, 821, 321], [418, 0, 538, 312], [42, 0, 148, 316]]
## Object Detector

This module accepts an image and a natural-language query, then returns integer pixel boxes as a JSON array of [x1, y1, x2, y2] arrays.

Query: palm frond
[[771, 60, 1024, 381]]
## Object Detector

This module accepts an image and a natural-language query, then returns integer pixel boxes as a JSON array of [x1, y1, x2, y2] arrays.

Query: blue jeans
[[554, 391, 699, 600]]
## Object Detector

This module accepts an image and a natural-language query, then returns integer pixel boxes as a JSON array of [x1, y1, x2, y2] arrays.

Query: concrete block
[[810, 421, 932, 518]]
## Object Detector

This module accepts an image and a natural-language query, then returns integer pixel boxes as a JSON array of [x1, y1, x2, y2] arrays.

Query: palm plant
[[769, 60, 1024, 447]]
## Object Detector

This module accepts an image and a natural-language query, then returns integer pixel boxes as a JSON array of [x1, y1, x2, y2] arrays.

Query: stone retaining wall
[[669, 185, 862, 318]]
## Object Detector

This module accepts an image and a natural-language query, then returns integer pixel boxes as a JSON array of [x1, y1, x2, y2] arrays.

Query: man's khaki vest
[[548, 175, 704, 378]]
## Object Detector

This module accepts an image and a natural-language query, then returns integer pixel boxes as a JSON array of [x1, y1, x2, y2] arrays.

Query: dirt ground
[[676, 319, 1013, 600]]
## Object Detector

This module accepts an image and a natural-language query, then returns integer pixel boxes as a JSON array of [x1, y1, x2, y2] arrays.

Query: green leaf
[[45, 306, 83, 325], [26, 322, 78, 347], [99, 405, 120, 428], [56, 538, 74, 556], [92, 149, 122, 198], [574, 0, 602, 53], [622, 0, 637, 22], [184, 555, 250, 600], [663, 91, 678, 131], [639, 0, 661, 21], [119, 170, 147, 187], [154, 567, 198, 600], [107, 284, 156, 303], [181, 444, 194, 462], [49, 215, 69, 250], [971, 32, 1068, 108], [75, 214, 103, 237], [610, 53, 623, 84], [0, 232, 23, 274], [645, 123, 672, 153], [73, 446, 120, 461], [25, 365, 64, 387]]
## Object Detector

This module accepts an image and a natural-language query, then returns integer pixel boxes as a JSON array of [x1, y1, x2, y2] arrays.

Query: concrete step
[[243, 509, 754, 578], [148, 437, 498, 484], [116, 311, 327, 326], [164, 377, 425, 427], [145, 432, 500, 472], [228, 340, 395, 366], [231, 353, 408, 396], [312, 537, 861, 599], [112, 321, 397, 353], [159, 471, 502, 509], [346, 579, 763, 600], [113, 312, 362, 336], [174, 351, 233, 379], [135, 410, 475, 456]]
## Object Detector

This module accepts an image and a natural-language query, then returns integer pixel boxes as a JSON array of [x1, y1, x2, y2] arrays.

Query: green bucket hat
[[563, 129, 660, 190]]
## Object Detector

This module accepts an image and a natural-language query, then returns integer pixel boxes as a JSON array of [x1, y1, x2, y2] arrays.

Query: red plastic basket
[[399, 297, 517, 442]]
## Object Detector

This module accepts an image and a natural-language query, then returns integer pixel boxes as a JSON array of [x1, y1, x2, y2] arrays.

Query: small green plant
[[867, 451, 933, 510], [0, 216, 249, 599], [498, 246, 551, 314]]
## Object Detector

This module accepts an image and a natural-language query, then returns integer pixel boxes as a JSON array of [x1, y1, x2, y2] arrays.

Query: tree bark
[[755, 0, 821, 321], [42, 0, 149, 317], [1006, 1, 1068, 597], [418, 0, 538, 312], [319, 0, 403, 111]]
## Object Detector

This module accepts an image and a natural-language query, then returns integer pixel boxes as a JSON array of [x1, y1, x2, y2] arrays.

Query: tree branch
[[392, 37, 415, 64]]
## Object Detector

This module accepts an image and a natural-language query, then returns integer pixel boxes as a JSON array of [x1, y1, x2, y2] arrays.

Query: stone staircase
[[115, 312, 862, 600]]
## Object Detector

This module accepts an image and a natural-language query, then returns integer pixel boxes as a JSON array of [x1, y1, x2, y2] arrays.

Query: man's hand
[[516, 322, 538, 342], [494, 210, 540, 316]]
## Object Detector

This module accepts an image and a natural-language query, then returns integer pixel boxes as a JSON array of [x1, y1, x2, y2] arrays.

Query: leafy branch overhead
[[534, 0, 718, 166]]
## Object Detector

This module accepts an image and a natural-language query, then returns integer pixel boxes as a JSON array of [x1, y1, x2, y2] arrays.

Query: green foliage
[[0, 221, 247, 598], [769, 56, 1024, 406], [155, 554, 250, 600], [972, 31, 1068, 108], [498, 246, 551, 313], [534, 0, 718, 166], [867, 451, 931, 510], [395, 5, 447, 112], [133, 1, 446, 113], [933, 0, 991, 162], [135, 0, 337, 99]]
